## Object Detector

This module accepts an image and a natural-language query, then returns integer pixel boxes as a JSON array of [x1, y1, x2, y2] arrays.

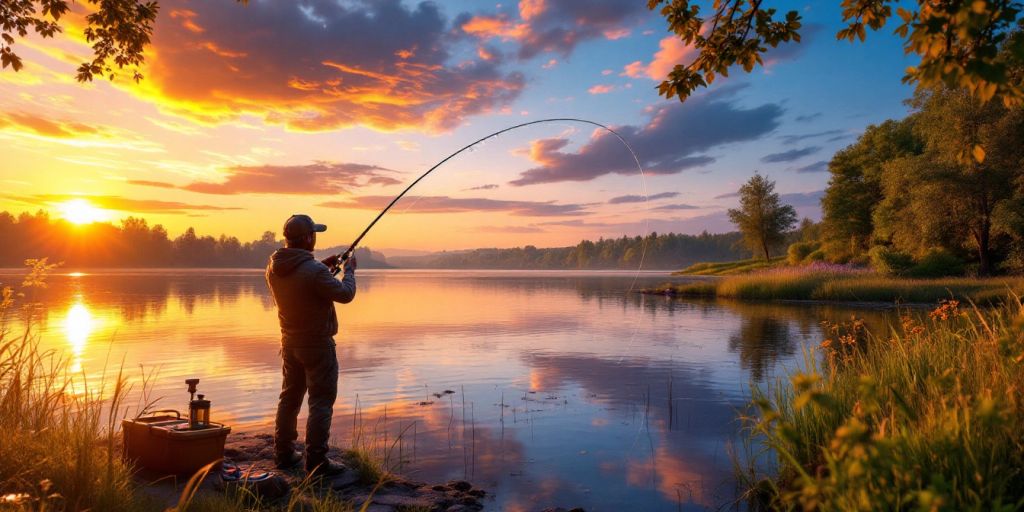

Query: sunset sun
[[59, 199, 109, 225]]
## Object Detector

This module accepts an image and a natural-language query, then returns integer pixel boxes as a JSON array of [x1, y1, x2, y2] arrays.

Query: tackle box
[[122, 410, 231, 475]]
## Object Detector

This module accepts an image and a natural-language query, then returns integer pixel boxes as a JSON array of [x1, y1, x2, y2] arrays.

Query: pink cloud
[[587, 84, 615, 95], [603, 28, 631, 40], [542, 58, 557, 69], [621, 36, 696, 81]]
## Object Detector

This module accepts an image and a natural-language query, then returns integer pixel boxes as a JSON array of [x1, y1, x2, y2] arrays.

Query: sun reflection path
[[63, 301, 97, 373]]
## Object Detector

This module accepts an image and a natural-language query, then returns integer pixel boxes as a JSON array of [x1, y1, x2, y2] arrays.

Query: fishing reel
[[330, 249, 354, 276]]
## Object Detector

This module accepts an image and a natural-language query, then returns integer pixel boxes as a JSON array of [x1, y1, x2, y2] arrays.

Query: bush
[[869, 245, 914, 276], [786, 241, 820, 265], [908, 247, 965, 277], [807, 249, 827, 262]]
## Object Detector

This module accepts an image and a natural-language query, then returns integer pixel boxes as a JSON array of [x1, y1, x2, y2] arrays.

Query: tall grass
[[652, 267, 1024, 304], [740, 298, 1024, 510], [674, 257, 786, 276]]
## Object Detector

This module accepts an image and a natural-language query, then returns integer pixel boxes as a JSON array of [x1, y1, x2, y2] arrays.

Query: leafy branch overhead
[[650, 0, 1024, 107], [0, 0, 245, 82]]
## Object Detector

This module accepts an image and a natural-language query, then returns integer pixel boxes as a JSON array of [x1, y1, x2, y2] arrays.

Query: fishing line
[[330, 118, 649, 282]]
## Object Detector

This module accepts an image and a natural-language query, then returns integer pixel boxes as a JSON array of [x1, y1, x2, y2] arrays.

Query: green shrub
[[909, 247, 965, 277], [786, 241, 820, 265], [869, 245, 914, 276], [807, 249, 827, 262]]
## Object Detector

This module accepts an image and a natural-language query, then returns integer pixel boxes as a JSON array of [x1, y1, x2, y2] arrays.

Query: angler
[[265, 214, 357, 477]]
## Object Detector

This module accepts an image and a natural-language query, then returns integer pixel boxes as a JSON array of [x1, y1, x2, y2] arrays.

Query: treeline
[[790, 85, 1024, 276], [390, 231, 746, 270], [0, 210, 387, 268]]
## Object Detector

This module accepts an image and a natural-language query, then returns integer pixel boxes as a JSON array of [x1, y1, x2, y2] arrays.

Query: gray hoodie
[[265, 248, 356, 347]]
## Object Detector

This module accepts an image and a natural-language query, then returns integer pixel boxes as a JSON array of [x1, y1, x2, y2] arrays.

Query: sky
[[0, 0, 918, 252]]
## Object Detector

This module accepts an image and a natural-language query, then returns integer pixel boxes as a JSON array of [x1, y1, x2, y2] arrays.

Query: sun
[[59, 199, 109, 225]]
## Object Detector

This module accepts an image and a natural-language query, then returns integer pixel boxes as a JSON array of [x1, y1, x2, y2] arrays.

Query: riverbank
[[644, 268, 1024, 304], [741, 297, 1024, 509]]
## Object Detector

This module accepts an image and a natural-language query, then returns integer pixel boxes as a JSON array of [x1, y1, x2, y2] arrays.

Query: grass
[[739, 297, 1024, 510], [649, 266, 1024, 304], [674, 257, 787, 276], [0, 260, 401, 512]]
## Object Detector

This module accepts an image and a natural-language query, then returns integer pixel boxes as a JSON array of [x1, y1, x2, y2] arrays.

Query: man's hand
[[344, 256, 357, 272], [321, 254, 340, 269]]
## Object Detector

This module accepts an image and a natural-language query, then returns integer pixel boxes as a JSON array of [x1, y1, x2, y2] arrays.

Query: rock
[[370, 493, 436, 508], [447, 480, 473, 492], [329, 471, 360, 490], [467, 489, 486, 498], [432, 485, 448, 492], [446, 506, 471, 512]]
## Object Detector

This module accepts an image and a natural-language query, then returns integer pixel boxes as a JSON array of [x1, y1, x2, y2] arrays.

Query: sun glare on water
[[59, 198, 109, 225]]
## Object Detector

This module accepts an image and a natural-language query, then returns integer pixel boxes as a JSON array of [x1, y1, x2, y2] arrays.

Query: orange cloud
[[587, 84, 615, 95], [0, 112, 101, 138], [461, 15, 529, 40], [130, 162, 401, 195], [518, 0, 546, 21], [129, 2, 524, 132], [621, 36, 696, 81]]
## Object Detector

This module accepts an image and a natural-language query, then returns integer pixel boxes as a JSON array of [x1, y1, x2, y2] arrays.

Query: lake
[[2, 269, 898, 511]]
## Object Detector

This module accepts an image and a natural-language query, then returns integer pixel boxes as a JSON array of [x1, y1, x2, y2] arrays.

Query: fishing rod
[[331, 117, 644, 276]]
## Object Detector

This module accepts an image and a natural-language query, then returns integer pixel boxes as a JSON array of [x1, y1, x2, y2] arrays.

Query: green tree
[[820, 118, 922, 259], [728, 173, 797, 260], [650, 0, 1024, 108], [876, 87, 1024, 275]]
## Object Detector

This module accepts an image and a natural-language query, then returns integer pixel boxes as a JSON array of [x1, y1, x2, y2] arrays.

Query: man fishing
[[265, 214, 356, 477]]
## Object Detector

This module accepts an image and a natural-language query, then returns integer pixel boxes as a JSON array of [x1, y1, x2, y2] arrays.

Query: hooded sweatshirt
[[265, 248, 356, 347]]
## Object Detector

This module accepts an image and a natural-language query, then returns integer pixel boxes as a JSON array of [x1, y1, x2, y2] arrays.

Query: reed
[[739, 297, 1024, 510], [652, 266, 1024, 304]]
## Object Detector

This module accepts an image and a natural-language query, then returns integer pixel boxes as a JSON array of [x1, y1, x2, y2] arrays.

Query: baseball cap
[[283, 214, 327, 240]]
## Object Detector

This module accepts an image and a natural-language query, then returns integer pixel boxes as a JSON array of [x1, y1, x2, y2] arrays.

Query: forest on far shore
[[0, 210, 746, 270]]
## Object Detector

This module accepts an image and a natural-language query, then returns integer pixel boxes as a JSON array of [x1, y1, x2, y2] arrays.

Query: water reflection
[[0, 269, 904, 510], [62, 301, 96, 373]]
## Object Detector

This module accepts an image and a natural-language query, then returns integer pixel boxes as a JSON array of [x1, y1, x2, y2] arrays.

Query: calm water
[[4, 269, 897, 511]]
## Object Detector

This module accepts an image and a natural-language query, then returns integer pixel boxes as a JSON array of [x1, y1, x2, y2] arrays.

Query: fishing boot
[[274, 450, 303, 470], [306, 458, 347, 478]]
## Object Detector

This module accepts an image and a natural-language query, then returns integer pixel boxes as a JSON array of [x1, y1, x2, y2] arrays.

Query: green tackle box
[[122, 410, 231, 476]]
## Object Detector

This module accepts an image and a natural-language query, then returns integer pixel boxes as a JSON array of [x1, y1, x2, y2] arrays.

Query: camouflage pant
[[274, 344, 338, 466]]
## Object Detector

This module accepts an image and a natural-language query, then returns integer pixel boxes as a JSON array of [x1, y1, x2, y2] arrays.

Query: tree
[[728, 173, 797, 260], [874, 87, 1024, 275], [821, 118, 922, 258], [650, 0, 1024, 108], [1, 0, 243, 81]]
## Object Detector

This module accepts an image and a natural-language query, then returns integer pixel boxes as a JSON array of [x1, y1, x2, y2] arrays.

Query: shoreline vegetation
[[644, 262, 1024, 305], [740, 297, 1024, 510]]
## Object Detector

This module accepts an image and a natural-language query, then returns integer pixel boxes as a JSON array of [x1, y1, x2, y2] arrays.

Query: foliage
[[786, 241, 820, 266], [868, 245, 915, 276], [819, 69, 1024, 275], [392, 231, 747, 270], [743, 297, 1024, 510], [909, 247, 966, 277], [651, 0, 1024, 107], [821, 119, 922, 256], [728, 173, 798, 260]]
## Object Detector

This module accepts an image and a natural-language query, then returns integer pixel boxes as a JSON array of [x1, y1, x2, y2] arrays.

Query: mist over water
[[4, 269, 897, 511]]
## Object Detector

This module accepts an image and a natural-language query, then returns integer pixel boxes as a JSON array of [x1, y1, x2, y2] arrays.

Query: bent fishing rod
[[331, 117, 644, 276]]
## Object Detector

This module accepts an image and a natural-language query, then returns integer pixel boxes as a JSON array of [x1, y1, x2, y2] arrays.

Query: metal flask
[[189, 393, 211, 429]]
